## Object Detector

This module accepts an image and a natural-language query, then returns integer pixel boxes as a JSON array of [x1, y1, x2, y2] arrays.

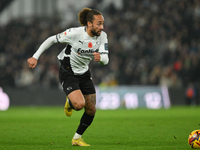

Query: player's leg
[[84, 94, 96, 116], [64, 90, 85, 116], [68, 90, 85, 110], [59, 67, 78, 116], [72, 93, 96, 146], [71, 70, 96, 146], [75, 94, 96, 134], [60, 70, 86, 116]]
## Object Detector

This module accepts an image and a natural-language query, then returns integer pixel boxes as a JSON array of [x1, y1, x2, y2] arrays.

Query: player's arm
[[27, 35, 58, 69], [27, 29, 73, 69], [93, 48, 109, 65], [93, 32, 109, 65], [100, 54, 109, 65], [99, 43, 109, 65]]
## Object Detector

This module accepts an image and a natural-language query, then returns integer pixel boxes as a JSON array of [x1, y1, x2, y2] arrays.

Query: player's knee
[[73, 101, 85, 110], [86, 108, 96, 116]]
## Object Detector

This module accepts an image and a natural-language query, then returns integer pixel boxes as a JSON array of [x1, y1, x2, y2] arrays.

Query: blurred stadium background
[[0, 0, 200, 109]]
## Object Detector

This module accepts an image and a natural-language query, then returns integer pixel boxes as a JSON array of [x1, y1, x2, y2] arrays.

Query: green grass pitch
[[0, 106, 199, 150]]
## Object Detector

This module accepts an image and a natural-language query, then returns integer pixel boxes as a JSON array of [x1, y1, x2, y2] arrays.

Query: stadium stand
[[0, 0, 199, 92]]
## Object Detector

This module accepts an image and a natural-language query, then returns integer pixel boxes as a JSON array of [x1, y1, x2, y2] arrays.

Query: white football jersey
[[56, 26, 109, 75]]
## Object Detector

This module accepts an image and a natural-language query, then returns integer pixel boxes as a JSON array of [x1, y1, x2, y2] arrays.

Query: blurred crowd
[[0, 0, 200, 96]]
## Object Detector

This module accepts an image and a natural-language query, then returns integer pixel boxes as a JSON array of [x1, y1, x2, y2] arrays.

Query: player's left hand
[[93, 52, 101, 62]]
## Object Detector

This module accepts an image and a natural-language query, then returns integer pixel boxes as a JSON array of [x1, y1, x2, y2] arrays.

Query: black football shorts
[[59, 67, 96, 96]]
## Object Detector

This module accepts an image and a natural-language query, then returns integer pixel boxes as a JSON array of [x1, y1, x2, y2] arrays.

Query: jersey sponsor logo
[[88, 42, 93, 48], [77, 48, 99, 55]]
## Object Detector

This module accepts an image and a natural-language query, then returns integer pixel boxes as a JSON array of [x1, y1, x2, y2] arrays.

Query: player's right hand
[[27, 57, 38, 69]]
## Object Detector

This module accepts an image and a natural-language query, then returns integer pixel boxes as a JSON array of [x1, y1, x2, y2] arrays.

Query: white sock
[[73, 133, 82, 139]]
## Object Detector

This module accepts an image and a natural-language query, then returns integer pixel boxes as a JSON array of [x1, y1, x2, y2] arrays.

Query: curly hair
[[78, 7, 102, 26]]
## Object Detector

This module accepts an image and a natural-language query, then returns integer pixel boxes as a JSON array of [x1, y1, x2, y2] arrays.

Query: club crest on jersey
[[88, 42, 93, 48]]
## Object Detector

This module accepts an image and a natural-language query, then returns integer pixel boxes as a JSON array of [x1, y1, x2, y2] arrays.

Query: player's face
[[90, 15, 104, 36]]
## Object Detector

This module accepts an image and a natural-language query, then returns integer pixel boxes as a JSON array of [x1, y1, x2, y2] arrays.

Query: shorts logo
[[67, 86, 72, 91]]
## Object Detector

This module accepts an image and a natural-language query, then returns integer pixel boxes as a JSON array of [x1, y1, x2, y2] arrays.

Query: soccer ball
[[188, 130, 200, 149]]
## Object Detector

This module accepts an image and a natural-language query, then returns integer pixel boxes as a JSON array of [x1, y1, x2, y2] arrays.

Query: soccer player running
[[27, 8, 109, 146]]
